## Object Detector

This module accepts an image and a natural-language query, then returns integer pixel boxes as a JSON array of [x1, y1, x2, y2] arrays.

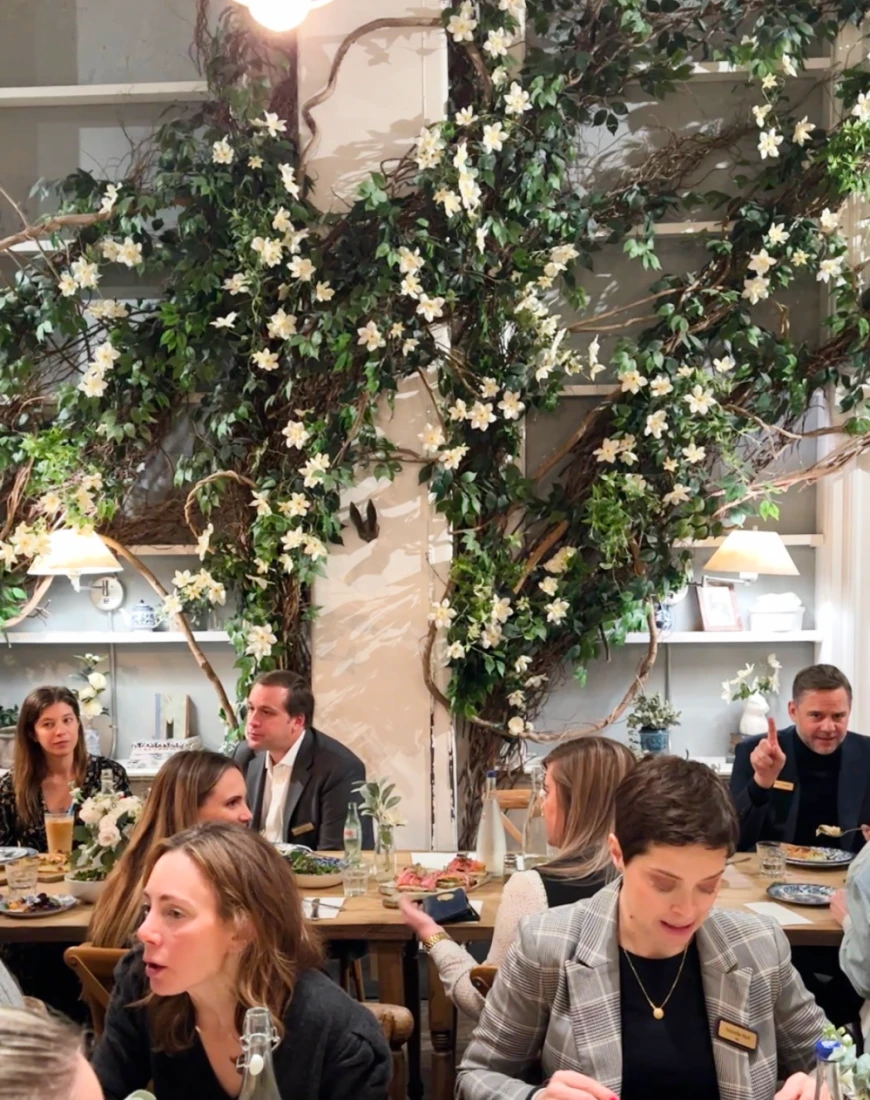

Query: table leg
[[374, 942, 421, 1100], [403, 940, 422, 1100], [427, 956, 457, 1100]]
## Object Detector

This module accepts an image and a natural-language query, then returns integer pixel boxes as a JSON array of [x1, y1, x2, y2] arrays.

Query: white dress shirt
[[260, 730, 308, 843]]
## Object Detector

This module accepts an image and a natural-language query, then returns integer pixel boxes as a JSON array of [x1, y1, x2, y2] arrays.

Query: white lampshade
[[703, 530, 799, 577], [235, 0, 333, 31], [28, 529, 122, 591]]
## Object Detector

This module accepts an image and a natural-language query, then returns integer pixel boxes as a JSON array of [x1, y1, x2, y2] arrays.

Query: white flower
[[852, 92, 870, 124], [250, 491, 272, 517], [504, 82, 531, 116], [682, 442, 706, 464], [38, 491, 62, 515], [499, 0, 525, 16], [245, 624, 278, 661], [445, 641, 466, 661], [748, 249, 775, 276], [279, 493, 310, 519], [758, 128, 783, 160], [492, 66, 509, 87], [752, 104, 772, 128], [78, 369, 107, 398], [357, 321, 386, 351], [539, 577, 559, 596], [781, 54, 797, 78], [288, 256, 315, 282], [515, 655, 532, 673], [458, 173, 482, 212], [429, 599, 457, 629], [498, 391, 524, 420], [618, 435, 638, 465], [99, 238, 121, 263], [414, 126, 444, 170], [211, 312, 238, 331], [282, 528, 306, 551], [417, 295, 445, 323], [481, 624, 503, 649], [507, 690, 526, 708], [271, 209, 294, 236], [58, 272, 78, 297], [97, 821, 122, 848], [619, 368, 648, 395], [676, 366, 695, 379], [544, 546, 576, 574], [645, 411, 668, 439], [196, 523, 213, 561], [304, 535, 327, 560], [313, 281, 334, 302], [453, 141, 470, 171], [418, 423, 446, 454], [476, 227, 487, 253], [792, 117, 815, 147], [223, 273, 250, 295], [279, 163, 300, 199], [439, 445, 468, 470], [115, 237, 143, 268], [281, 420, 310, 450], [400, 273, 423, 299], [284, 228, 309, 254], [99, 183, 119, 214], [491, 596, 513, 624], [761, 74, 778, 91], [663, 484, 691, 506], [73, 486, 96, 514], [768, 653, 782, 670], [468, 401, 496, 431], [650, 375, 673, 397], [684, 384, 715, 415], [742, 276, 770, 305], [71, 257, 100, 289], [484, 27, 510, 57], [482, 123, 507, 154], [402, 338, 420, 355], [78, 799, 103, 826], [398, 247, 425, 275], [87, 671, 108, 692], [791, 249, 810, 267], [254, 111, 287, 137], [248, 155, 263, 169], [819, 207, 841, 234], [507, 716, 527, 736], [455, 106, 477, 126], [91, 340, 120, 372], [211, 138, 235, 164], [434, 188, 462, 216], [253, 236, 285, 268], [817, 257, 844, 284], [712, 355, 735, 374], [663, 457, 678, 473], [550, 244, 579, 266], [594, 437, 620, 464], [546, 598, 569, 624], [478, 377, 498, 399], [448, 399, 469, 421], [447, 2, 477, 42], [268, 308, 298, 340], [624, 474, 647, 493], [252, 349, 280, 371]]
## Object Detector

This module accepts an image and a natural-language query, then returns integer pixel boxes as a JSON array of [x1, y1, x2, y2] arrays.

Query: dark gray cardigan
[[92, 949, 391, 1100]]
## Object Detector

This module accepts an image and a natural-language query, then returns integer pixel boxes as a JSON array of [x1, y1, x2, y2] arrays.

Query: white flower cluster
[[74, 789, 143, 878], [163, 568, 227, 620], [0, 522, 52, 570], [78, 339, 120, 398]]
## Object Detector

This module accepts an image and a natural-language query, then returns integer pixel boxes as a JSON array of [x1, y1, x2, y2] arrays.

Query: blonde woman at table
[[399, 737, 636, 1021], [92, 823, 390, 1100], [89, 749, 252, 947], [0, 1005, 103, 1100], [457, 756, 827, 1100]]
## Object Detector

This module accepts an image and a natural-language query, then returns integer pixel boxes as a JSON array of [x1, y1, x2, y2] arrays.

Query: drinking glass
[[44, 812, 74, 855], [757, 841, 787, 879], [341, 865, 369, 898], [6, 856, 39, 900]]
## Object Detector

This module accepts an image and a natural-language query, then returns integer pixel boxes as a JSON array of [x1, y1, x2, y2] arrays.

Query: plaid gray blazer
[[457, 880, 826, 1100]]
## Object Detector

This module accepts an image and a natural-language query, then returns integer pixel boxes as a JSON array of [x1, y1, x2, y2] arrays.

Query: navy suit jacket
[[730, 726, 870, 853]]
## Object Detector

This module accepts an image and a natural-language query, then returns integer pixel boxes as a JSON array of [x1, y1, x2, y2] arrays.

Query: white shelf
[[0, 81, 208, 108], [624, 630, 822, 645], [1, 630, 229, 645], [679, 533, 823, 548]]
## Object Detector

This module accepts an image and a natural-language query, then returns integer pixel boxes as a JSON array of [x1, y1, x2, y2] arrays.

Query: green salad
[[282, 850, 341, 875]]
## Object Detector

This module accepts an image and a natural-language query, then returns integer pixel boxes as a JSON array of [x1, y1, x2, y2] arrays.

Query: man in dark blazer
[[731, 663, 870, 854], [233, 669, 373, 850]]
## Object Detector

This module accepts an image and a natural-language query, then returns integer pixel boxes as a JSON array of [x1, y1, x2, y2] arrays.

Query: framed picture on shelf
[[697, 583, 742, 632]]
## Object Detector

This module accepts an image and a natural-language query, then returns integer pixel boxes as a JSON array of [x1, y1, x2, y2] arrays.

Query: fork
[[816, 826, 863, 839]]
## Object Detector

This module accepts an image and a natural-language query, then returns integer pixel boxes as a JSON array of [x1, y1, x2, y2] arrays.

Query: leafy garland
[[2, 2, 870, 831]]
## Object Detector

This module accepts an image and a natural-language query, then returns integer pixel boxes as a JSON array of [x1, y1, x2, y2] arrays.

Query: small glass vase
[[374, 823, 396, 881]]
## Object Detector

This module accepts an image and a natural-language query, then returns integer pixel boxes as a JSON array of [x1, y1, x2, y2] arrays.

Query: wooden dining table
[[0, 851, 849, 1100]]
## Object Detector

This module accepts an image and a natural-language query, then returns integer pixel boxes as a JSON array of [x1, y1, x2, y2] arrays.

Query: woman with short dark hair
[[457, 756, 827, 1100]]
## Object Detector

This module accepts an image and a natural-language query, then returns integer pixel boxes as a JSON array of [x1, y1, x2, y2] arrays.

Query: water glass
[[757, 841, 787, 879], [6, 856, 39, 900], [341, 865, 369, 898]]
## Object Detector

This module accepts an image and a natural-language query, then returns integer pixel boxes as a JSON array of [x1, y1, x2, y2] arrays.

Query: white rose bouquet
[[69, 788, 143, 881], [70, 652, 110, 723]]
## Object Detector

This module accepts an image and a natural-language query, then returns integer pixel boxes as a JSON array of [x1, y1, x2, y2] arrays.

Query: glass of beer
[[44, 811, 74, 855]]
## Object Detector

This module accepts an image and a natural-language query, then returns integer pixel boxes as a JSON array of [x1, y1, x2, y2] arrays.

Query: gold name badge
[[291, 822, 315, 836], [773, 780, 795, 792], [717, 1019, 758, 1051]]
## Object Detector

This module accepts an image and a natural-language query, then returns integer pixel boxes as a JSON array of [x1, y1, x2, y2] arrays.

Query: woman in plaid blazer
[[457, 757, 827, 1100]]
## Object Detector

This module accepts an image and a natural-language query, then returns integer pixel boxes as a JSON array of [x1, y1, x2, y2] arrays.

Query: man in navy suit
[[731, 663, 870, 853]]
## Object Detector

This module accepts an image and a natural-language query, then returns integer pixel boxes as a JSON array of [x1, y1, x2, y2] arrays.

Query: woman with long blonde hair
[[92, 823, 390, 1100], [89, 749, 252, 947], [401, 735, 637, 1019]]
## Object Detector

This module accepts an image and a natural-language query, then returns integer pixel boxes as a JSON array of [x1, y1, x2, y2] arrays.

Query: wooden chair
[[64, 944, 413, 1100], [469, 965, 498, 998]]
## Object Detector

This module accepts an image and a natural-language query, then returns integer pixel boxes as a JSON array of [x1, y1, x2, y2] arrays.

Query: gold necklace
[[621, 944, 689, 1020]]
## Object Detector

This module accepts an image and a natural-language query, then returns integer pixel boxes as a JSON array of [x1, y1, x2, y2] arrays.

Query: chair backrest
[[64, 944, 125, 1037], [469, 965, 498, 997]]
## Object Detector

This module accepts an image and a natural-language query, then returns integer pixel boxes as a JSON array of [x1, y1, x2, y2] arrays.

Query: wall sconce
[[27, 529, 123, 592], [234, 0, 334, 32], [703, 529, 799, 584]]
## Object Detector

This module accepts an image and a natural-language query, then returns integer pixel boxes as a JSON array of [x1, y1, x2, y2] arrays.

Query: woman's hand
[[398, 895, 441, 942], [830, 887, 848, 928], [537, 1071, 617, 1100], [775, 1073, 823, 1099]]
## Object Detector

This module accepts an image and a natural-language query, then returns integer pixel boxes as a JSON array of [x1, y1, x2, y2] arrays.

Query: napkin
[[744, 901, 812, 926], [303, 897, 345, 920]]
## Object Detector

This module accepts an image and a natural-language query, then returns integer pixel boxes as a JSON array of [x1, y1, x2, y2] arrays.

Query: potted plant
[[626, 694, 682, 757], [0, 704, 18, 771], [65, 787, 143, 902], [352, 777, 405, 881], [721, 653, 781, 739]]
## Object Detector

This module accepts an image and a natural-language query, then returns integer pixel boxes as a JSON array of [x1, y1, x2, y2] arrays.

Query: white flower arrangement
[[71, 653, 110, 723], [721, 653, 781, 703], [70, 788, 143, 881]]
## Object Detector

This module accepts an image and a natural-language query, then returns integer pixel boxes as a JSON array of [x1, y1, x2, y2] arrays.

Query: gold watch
[[421, 931, 451, 952]]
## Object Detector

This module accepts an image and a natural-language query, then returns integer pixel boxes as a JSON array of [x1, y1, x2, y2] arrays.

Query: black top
[[92, 948, 391, 1100], [792, 734, 842, 847], [538, 870, 607, 908], [619, 940, 719, 1100], [0, 756, 130, 852]]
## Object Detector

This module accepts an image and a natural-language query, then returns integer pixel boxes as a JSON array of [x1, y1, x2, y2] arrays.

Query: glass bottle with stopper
[[813, 1038, 843, 1100], [238, 1006, 281, 1100], [522, 764, 549, 870]]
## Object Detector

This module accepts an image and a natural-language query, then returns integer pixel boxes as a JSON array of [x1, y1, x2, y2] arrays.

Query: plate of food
[[767, 882, 836, 907], [0, 847, 37, 867], [0, 893, 78, 919], [380, 855, 489, 906], [781, 844, 853, 868], [278, 848, 343, 889]]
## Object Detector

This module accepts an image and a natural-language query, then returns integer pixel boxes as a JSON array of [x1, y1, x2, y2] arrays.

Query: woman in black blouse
[[93, 822, 390, 1100], [0, 685, 129, 853]]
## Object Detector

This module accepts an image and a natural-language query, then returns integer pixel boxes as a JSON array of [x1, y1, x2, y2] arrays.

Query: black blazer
[[92, 949, 391, 1100], [730, 726, 870, 852], [233, 728, 374, 850]]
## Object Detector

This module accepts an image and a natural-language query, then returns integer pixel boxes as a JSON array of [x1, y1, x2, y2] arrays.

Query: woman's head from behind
[[137, 822, 323, 1049], [539, 736, 636, 879], [0, 1006, 102, 1100], [14, 686, 88, 823], [611, 755, 738, 957]]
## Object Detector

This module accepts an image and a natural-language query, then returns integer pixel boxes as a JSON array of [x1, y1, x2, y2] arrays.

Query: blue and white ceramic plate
[[782, 844, 853, 868], [0, 847, 37, 866], [0, 894, 78, 919], [767, 882, 835, 907]]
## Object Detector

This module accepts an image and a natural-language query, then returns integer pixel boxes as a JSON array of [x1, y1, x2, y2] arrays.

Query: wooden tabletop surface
[[0, 851, 847, 945]]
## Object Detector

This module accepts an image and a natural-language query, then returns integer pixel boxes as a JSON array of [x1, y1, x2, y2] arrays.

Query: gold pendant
[[652, 1007, 664, 1020]]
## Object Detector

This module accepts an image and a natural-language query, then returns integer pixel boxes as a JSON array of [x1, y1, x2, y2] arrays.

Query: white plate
[[0, 847, 37, 866], [295, 872, 343, 889], [0, 894, 78, 918]]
